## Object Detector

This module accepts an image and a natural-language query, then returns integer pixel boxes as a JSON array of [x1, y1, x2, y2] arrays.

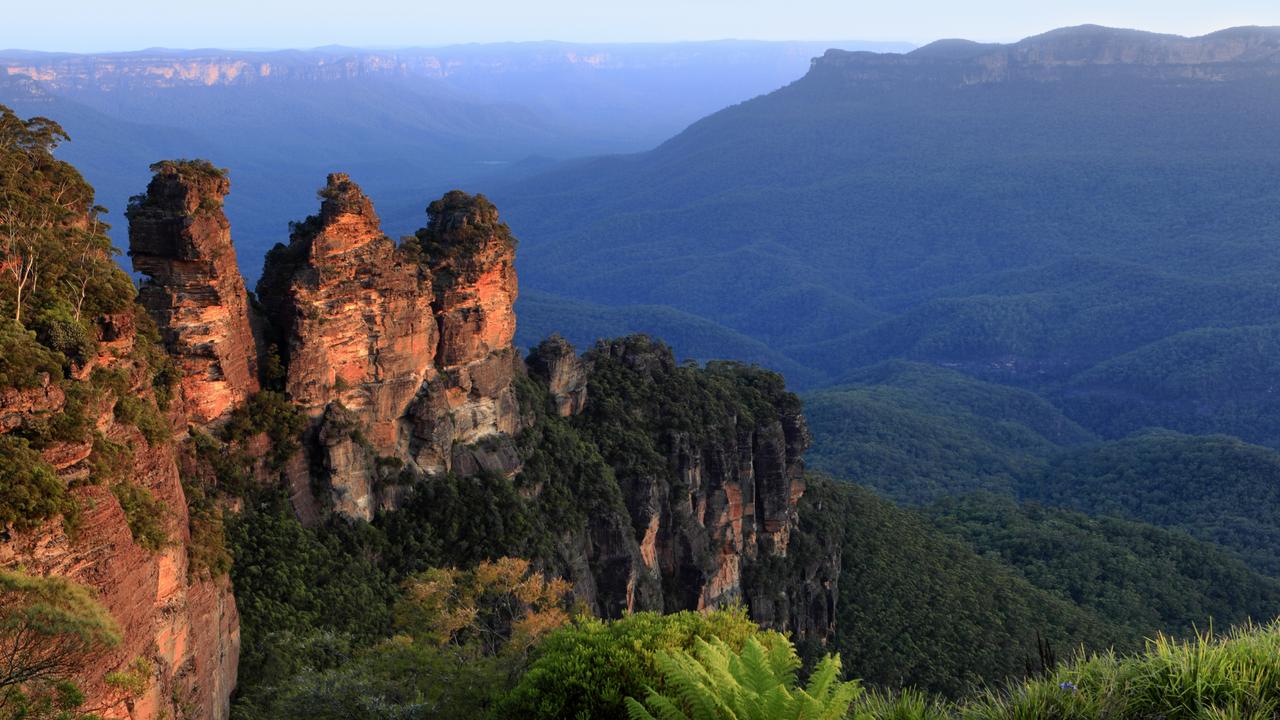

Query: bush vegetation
[[110, 482, 170, 552], [0, 568, 120, 717]]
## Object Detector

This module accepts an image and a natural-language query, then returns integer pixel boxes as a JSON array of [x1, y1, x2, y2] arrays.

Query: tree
[[393, 557, 573, 657], [624, 636, 861, 720], [0, 568, 120, 709]]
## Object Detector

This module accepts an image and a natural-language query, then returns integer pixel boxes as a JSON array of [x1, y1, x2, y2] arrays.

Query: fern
[[626, 636, 862, 720]]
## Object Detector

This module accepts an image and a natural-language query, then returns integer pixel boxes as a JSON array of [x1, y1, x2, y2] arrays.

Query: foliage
[[803, 370, 1076, 504], [235, 557, 572, 720], [925, 493, 1280, 640], [375, 470, 551, 575], [394, 557, 573, 656], [233, 635, 511, 720], [109, 482, 170, 552], [85, 433, 131, 487], [182, 480, 232, 579], [0, 105, 134, 331], [220, 391, 306, 470], [0, 320, 63, 389], [795, 476, 1126, 698], [1023, 431, 1280, 576], [103, 657, 152, 698], [0, 436, 69, 533], [413, 190, 515, 281], [496, 607, 781, 720], [0, 568, 120, 708], [1060, 323, 1280, 447], [0, 680, 94, 720], [30, 304, 96, 371], [112, 394, 169, 446], [226, 498, 396, 715], [625, 636, 861, 720]]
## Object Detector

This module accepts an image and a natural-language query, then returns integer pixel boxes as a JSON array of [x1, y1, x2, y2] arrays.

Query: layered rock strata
[[408, 190, 522, 477], [127, 161, 259, 426], [0, 314, 239, 720], [257, 178, 521, 517]]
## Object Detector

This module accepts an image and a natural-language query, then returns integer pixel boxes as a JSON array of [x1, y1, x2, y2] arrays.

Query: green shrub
[[183, 480, 232, 579], [625, 636, 861, 720], [0, 567, 121, 699], [496, 607, 779, 720], [30, 304, 96, 370], [0, 320, 63, 389], [220, 391, 306, 470], [113, 394, 170, 446], [0, 435, 69, 533], [110, 482, 170, 551], [84, 433, 132, 487]]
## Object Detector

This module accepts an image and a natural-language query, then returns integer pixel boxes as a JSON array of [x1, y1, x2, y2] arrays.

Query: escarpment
[[0, 312, 239, 720], [1, 127, 239, 720], [563, 336, 823, 631], [127, 161, 260, 426]]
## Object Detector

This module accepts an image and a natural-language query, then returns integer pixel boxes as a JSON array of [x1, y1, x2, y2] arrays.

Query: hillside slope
[[497, 26, 1280, 398]]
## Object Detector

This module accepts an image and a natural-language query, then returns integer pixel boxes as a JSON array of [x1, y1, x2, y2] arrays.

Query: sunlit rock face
[[0, 312, 239, 720], [127, 162, 260, 426], [408, 190, 522, 478], [256, 180, 521, 518]]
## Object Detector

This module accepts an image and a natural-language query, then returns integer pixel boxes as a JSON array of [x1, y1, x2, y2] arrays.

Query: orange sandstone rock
[[127, 162, 259, 426]]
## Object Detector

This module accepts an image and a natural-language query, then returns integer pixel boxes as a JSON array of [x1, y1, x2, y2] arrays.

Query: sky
[[4, 0, 1279, 52]]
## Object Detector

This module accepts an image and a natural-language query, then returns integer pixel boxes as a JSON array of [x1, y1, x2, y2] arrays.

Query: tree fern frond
[[626, 696, 662, 720], [803, 654, 841, 701]]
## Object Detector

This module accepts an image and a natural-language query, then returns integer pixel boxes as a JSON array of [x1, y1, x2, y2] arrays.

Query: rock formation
[[257, 178, 521, 517], [526, 334, 588, 416], [553, 335, 827, 635], [115, 165, 831, 707], [254, 174, 435, 519], [127, 161, 259, 426], [0, 313, 239, 720], [408, 190, 522, 477]]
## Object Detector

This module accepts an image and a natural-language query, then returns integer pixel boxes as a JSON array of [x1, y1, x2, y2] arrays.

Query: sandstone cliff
[[530, 334, 831, 638], [127, 161, 260, 426], [408, 190, 522, 478], [813, 25, 1280, 86], [0, 312, 239, 720]]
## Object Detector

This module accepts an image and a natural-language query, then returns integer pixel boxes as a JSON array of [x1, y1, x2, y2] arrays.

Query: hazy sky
[[5, 0, 1279, 52]]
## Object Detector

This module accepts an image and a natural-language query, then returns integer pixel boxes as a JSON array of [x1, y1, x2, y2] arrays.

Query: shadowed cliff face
[[127, 161, 260, 426]]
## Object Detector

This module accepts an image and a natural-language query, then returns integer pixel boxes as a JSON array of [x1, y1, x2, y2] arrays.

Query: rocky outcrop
[[814, 25, 1280, 86], [256, 173, 436, 519], [127, 161, 259, 426], [527, 334, 588, 416], [0, 313, 238, 720], [568, 336, 822, 628], [257, 179, 521, 517], [409, 190, 522, 477]]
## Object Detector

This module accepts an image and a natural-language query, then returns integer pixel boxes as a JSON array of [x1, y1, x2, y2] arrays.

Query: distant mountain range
[[494, 25, 1280, 402], [0, 39, 911, 275]]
